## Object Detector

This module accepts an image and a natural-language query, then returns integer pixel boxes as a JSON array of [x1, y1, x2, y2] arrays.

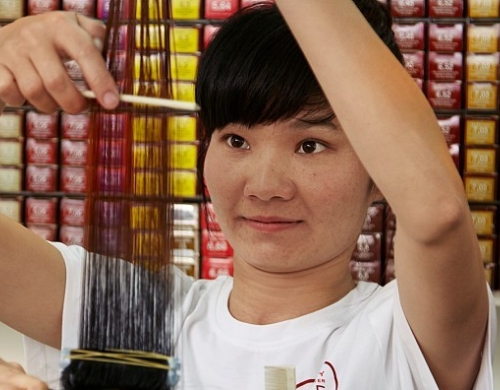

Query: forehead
[[295, 106, 335, 120], [219, 116, 342, 138], [215, 106, 340, 135]]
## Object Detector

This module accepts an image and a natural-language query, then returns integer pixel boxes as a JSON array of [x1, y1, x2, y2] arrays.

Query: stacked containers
[[24, 197, 58, 240], [464, 27, 499, 203], [427, 20, 464, 170], [204, 0, 239, 19], [465, 115, 499, 285], [60, 61, 89, 200], [173, 203, 200, 278], [0, 0, 23, 20], [200, 203, 234, 279], [24, 111, 60, 240], [390, 0, 500, 288], [178, 0, 238, 279], [59, 31, 89, 246], [24, 111, 59, 196], [169, 23, 201, 199], [26, 0, 60, 14], [62, 0, 95, 15], [350, 204, 385, 284], [383, 206, 398, 283], [59, 198, 86, 246], [465, 2, 500, 287], [427, 23, 464, 112], [168, 7, 206, 273], [8, 0, 496, 284], [0, 110, 24, 224]]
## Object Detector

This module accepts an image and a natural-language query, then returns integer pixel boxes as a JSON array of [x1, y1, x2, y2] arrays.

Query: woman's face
[[203, 111, 380, 274]]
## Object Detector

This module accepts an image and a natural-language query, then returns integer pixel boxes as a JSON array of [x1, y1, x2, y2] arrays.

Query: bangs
[[195, 3, 328, 132]]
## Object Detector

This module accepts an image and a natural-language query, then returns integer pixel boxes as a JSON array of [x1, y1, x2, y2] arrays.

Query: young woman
[[0, 1, 494, 389]]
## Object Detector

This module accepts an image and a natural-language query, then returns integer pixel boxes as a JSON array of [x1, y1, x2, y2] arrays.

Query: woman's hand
[[0, 357, 48, 389], [0, 11, 119, 114]]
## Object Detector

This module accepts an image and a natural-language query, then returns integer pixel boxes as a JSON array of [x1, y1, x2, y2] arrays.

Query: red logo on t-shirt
[[297, 361, 338, 389]]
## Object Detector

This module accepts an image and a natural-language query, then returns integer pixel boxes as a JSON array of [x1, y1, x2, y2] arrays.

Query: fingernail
[[93, 37, 104, 52], [103, 91, 119, 108], [79, 105, 90, 114]]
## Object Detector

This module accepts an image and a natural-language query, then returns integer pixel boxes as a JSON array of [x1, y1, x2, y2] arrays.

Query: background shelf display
[[0, 0, 499, 288]]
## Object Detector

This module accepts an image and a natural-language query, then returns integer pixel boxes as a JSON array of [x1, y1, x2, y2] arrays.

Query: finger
[[0, 371, 48, 390], [9, 375, 49, 390], [0, 382, 22, 390], [1, 12, 117, 112], [63, 13, 119, 109], [0, 360, 48, 390], [3, 14, 82, 113], [14, 60, 61, 114], [73, 13, 107, 45], [7, 362, 25, 373], [6, 362, 25, 372], [0, 64, 26, 107]]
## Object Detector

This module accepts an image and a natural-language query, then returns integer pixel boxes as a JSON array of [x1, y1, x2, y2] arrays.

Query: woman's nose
[[242, 152, 295, 201]]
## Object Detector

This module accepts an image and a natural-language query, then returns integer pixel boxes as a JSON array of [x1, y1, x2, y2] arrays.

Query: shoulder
[[336, 280, 408, 352], [48, 242, 86, 287], [353, 280, 407, 331], [48, 241, 219, 298], [48, 241, 226, 327], [48, 241, 86, 263], [336, 280, 398, 336], [348, 280, 397, 314]]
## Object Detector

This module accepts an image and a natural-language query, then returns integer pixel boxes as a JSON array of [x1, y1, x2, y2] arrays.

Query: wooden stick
[[81, 90, 200, 111]]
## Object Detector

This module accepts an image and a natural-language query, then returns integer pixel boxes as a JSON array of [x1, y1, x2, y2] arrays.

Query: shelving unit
[[391, 2, 500, 288], [0, 0, 499, 387], [1, 0, 499, 286]]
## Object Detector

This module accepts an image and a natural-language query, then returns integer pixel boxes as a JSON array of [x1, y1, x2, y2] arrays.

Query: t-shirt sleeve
[[57, 242, 85, 353], [393, 282, 496, 389], [23, 242, 85, 390], [471, 285, 496, 390]]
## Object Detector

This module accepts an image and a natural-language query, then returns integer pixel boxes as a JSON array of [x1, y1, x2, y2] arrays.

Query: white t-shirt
[[24, 242, 497, 389]]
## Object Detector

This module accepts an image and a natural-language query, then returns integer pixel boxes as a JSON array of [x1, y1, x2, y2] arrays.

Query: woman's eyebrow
[[293, 113, 339, 130]]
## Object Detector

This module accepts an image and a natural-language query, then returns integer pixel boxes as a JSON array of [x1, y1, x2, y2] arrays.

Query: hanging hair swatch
[[60, 0, 195, 388]]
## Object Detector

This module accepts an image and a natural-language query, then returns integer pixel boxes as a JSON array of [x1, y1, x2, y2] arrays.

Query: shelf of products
[[0, 0, 499, 287], [388, 0, 500, 289]]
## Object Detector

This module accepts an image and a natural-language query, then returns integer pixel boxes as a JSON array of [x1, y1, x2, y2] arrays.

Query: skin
[[0, 12, 118, 390], [204, 113, 381, 324], [0, 1, 491, 389], [275, 1, 489, 389], [0, 358, 47, 390], [0, 12, 118, 113]]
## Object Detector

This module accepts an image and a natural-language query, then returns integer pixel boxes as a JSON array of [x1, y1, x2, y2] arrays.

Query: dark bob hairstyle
[[195, 0, 403, 184]]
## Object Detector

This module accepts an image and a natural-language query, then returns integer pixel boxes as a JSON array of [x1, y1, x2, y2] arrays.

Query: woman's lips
[[243, 216, 302, 233]]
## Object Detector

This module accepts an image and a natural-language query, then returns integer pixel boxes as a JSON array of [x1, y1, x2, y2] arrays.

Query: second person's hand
[[0, 357, 49, 389]]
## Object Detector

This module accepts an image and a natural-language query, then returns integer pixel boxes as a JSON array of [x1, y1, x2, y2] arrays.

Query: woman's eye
[[226, 135, 250, 149], [297, 140, 326, 154]]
